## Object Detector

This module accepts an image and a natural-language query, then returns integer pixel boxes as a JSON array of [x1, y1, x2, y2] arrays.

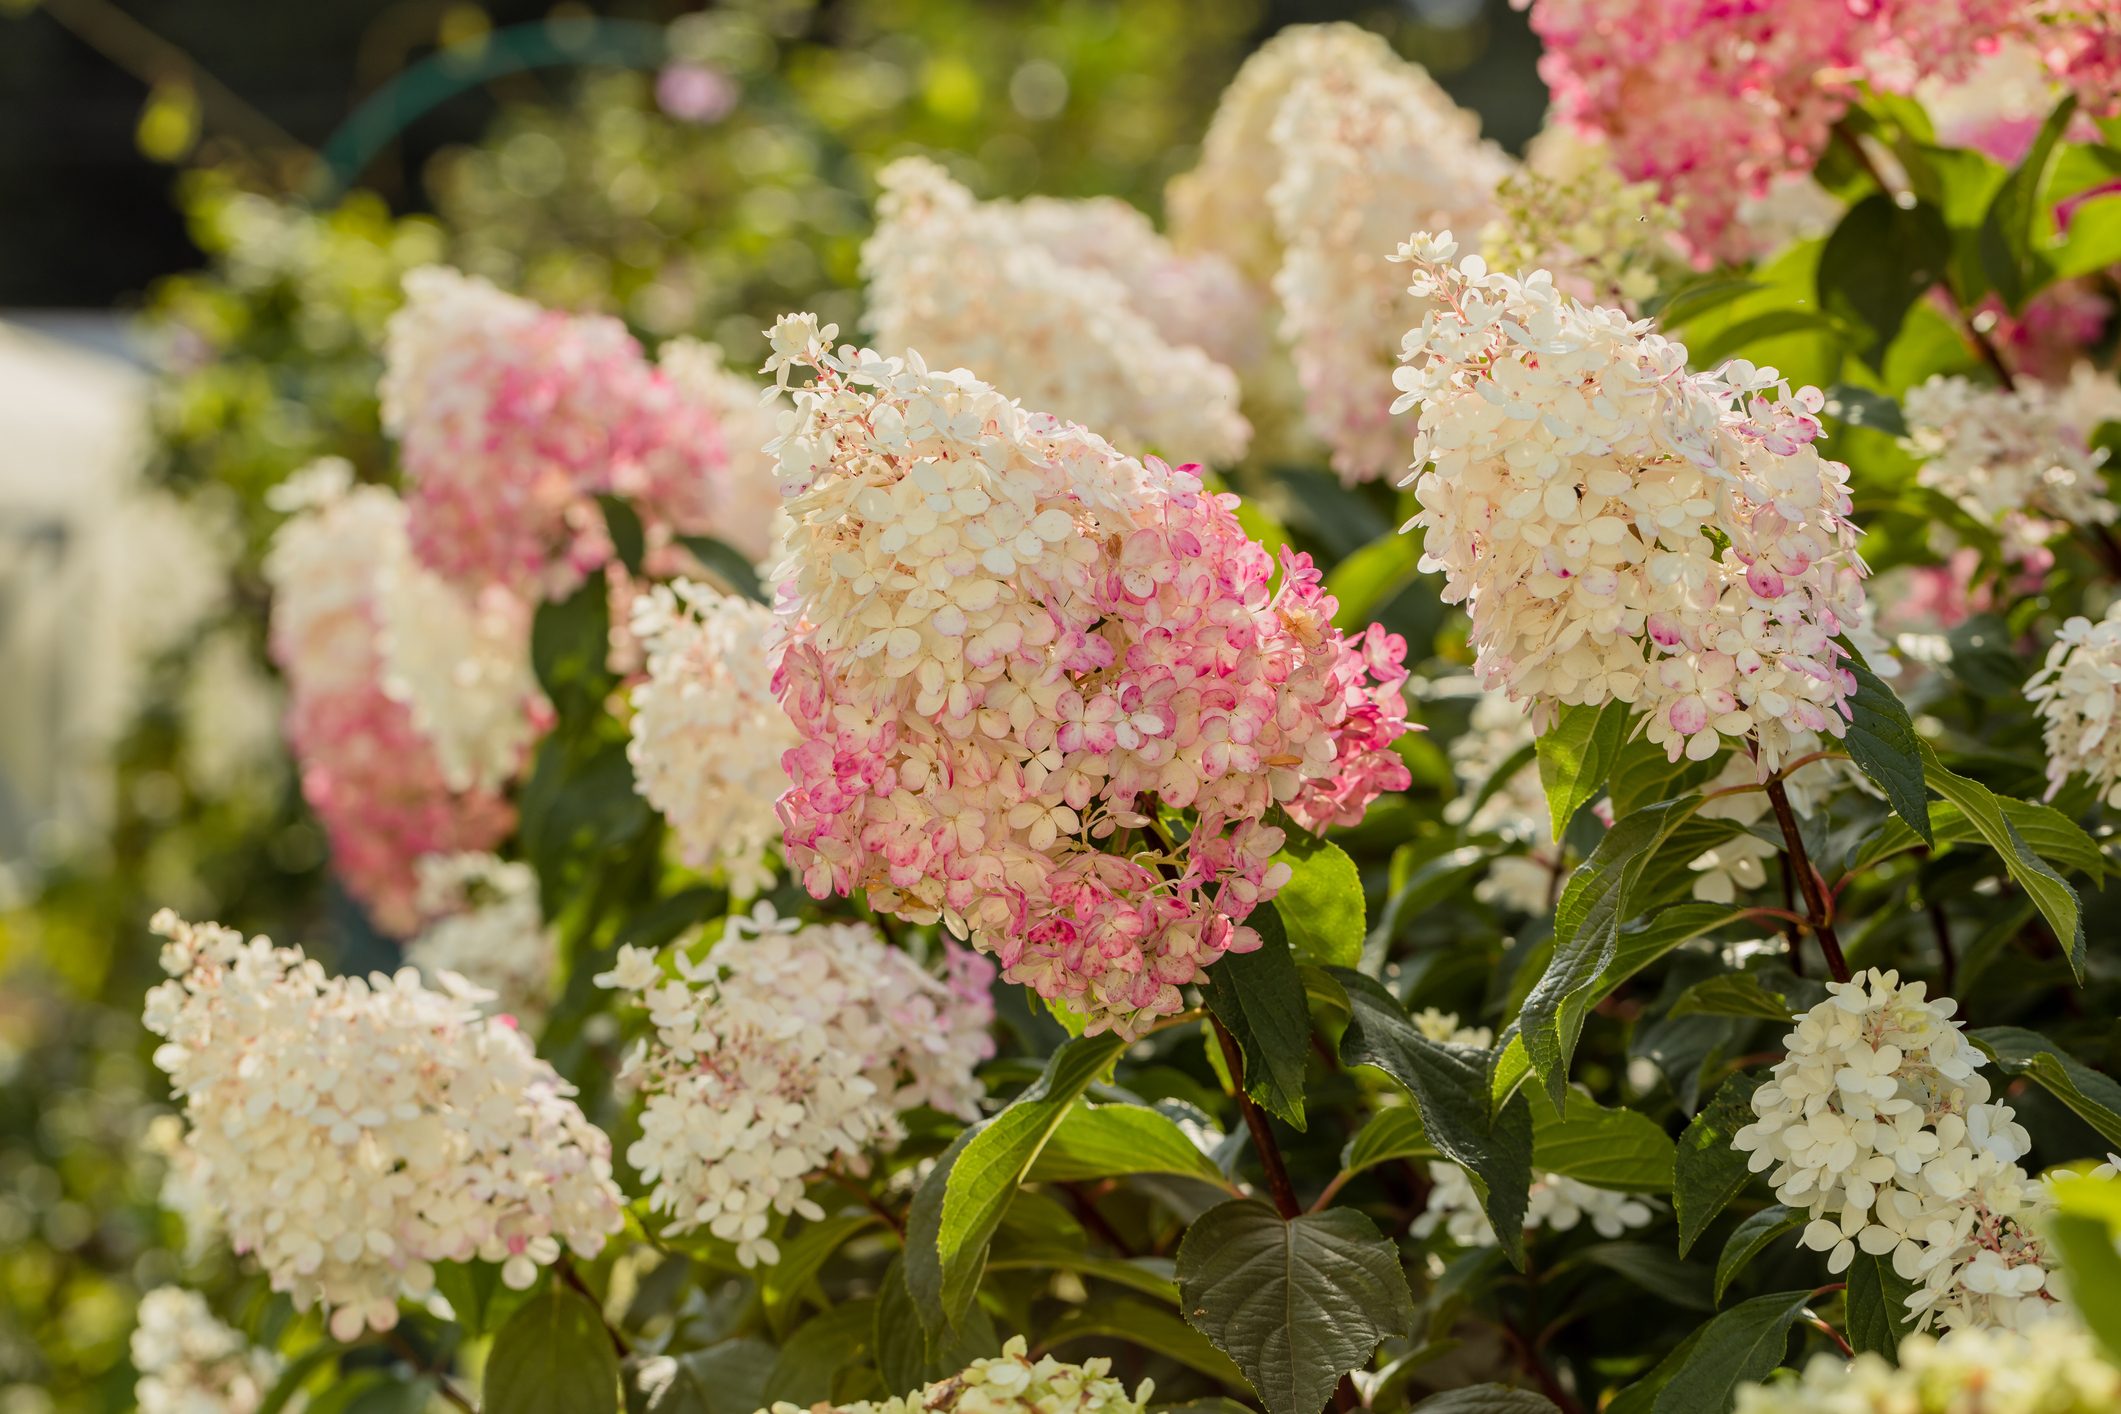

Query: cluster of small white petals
[[405, 853, 554, 1023], [2028, 599, 2121, 806], [1407, 1011, 1656, 1246], [599, 904, 995, 1267], [143, 911, 624, 1339], [626, 581, 796, 897], [1393, 235, 1868, 774], [1443, 695, 1564, 913], [1904, 369, 2121, 556], [374, 551, 545, 794], [760, 1335, 1150, 1414], [1733, 969, 2061, 1332], [762, 315, 1410, 1035], [1737, 1320, 2121, 1412], [1481, 127, 1687, 314], [131, 1286, 284, 1414], [861, 158, 1250, 464]]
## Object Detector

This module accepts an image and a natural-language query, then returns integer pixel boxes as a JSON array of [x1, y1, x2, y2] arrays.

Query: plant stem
[[386, 1329, 476, 1411], [828, 1167, 906, 1239], [1763, 776, 1852, 982], [1804, 1315, 1856, 1358], [1777, 852, 1805, 976], [1211, 1016, 1303, 1219], [557, 1257, 631, 1358]]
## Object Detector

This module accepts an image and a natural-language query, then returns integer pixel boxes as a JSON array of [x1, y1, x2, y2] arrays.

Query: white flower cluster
[[1733, 969, 2062, 1333], [372, 553, 544, 794], [656, 338, 785, 564], [861, 157, 1250, 464], [1168, 24, 1508, 483], [143, 912, 625, 1339], [626, 581, 796, 897], [1392, 234, 1869, 773], [1407, 1010, 1657, 1246], [598, 904, 994, 1267], [1443, 695, 1565, 914], [760, 1335, 1150, 1414], [405, 852, 554, 1022], [1734, 1319, 2121, 1413], [1904, 368, 2121, 557], [131, 1286, 285, 1414], [2027, 599, 2121, 806]]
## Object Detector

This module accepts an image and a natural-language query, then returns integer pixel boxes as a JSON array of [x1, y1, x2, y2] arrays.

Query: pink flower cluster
[[264, 465, 514, 935], [1521, 0, 2011, 262], [382, 267, 764, 601], [762, 315, 1411, 1037]]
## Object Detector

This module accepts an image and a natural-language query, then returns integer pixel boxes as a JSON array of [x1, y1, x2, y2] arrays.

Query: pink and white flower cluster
[[1520, 0, 2010, 263], [1392, 234, 1868, 774], [143, 911, 625, 1340], [1733, 969, 2062, 1333], [1167, 24, 1509, 484], [2027, 599, 2121, 806], [597, 904, 994, 1267], [382, 266, 771, 601], [627, 581, 797, 897], [861, 158, 1251, 466], [263, 464, 517, 935], [762, 314, 1411, 1036]]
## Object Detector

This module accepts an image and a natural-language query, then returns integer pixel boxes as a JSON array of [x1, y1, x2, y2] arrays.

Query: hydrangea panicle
[[759, 1335, 1150, 1414], [143, 911, 625, 1339], [1391, 234, 1867, 774], [131, 1286, 283, 1414], [2027, 599, 2121, 806], [763, 313, 1412, 1036], [598, 904, 994, 1267], [1734, 1319, 2121, 1412]]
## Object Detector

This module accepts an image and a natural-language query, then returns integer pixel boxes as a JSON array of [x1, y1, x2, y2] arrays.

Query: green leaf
[[625, 1340, 776, 1414], [1842, 656, 1931, 845], [1202, 908, 1311, 1129], [1574, 1242, 1715, 1311], [1176, 1201, 1414, 1414], [1980, 95, 2078, 309], [1971, 1026, 2121, 1148], [1410, 1388, 1559, 1413], [304, 1373, 431, 1414], [1844, 1252, 1917, 1358], [986, 1244, 1181, 1303], [875, 1255, 999, 1394], [760, 1214, 878, 1330], [1043, 1295, 1247, 1387], [1529, 1087, 1675, 1193], [904, 1032, 1125, 1337], [1847, 796, 2105, 880], [1535, 703, 1630, 840], [1686, 310, 1841, 369], [1524, 799, 1704, 1108], [532, 575, 618, 716], [256, 1345, 343, 1414], [1273, 839, 1366, 969], [2050, 1175, 2121, 1364], [1668, 974, 1795, 1024], [1648, 276, 1764, 327], [1714, 1206, 1801, 1304], [1675, 1072, 1766, 1257], [1027, 1102, 1236, 1188], [1340, 1107, 1436, 1177], [761, 1301, 873, 1405], [1337, 969, 1534, 1267], [486, 1285, 621, 1414], [1818, 195, 1952, 367], [675, 534, 767, 604], [1819, 385, 1906, 436], [1646, 1291, 1810, 1414], [596, 493, 646, 576], [1920, 743, 2086, 980], [1327, 533, 1423, 632]]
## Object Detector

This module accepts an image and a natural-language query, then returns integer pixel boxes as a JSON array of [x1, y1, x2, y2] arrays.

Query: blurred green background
[[0, 2, 1545, 1407]]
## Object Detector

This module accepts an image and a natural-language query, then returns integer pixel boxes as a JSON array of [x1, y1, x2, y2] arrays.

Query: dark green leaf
[[1337, 969, 1533, 1267], [256, 1345, 343, 1414], [1920, 744, 2085, 980], [596, 493, 646, 576], [532, 576, 618, 716], [1273, 838, 1366, 969], [1574, 1242, 1715, 1312], [1675, 1073, 1766, 1257], [1842, 656, 1931, 844], [1847, 796, 2105, 880], [1340, 1107, 1436, 1177], [1819, 385, 1906, 436], [904, 1033, 1126, 1336], [1043, 1295, 1247, 1387], [1714, 1206, 1801, 1304], [760, 1214, 878, 1329], [625, 1340, 776, 1414], [1203, 908, 1310, 1129], [1176, 1200, 1414, 1414], [1535, 703, 1630, 840], [875, 1255, 999, 1394], [1980, 96, 2078, 309], [1819, 196, 1952, 366], [1646, 1291, 1810, 1414], [1686, 311, 1841, 368], [1668, 974, 1795, 1024], [985, 1244, 1181, 1303], [676, 534, 767, 604], [486, 1286, 621, 1414], [1972, 1027, 2121, 1148], [2049, 1177, 2121, 1365], [1529, 1087, 1675, 1193], [760, 1301, 873, 1405], [1410, 1388, 1559, 1413], [1844, 1252, 1917, 1358], [1649, 277, 1765, 327]]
